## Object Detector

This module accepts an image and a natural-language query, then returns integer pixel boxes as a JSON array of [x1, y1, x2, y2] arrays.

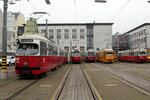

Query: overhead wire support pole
[[45, 19, 48, 38], [1, 0, 8, 79]]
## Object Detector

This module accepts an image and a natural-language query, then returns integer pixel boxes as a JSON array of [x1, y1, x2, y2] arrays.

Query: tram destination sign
[[21, 39, 33, 42]]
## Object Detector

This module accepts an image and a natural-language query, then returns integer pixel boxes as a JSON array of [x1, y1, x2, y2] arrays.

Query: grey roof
[[38, 23, 113, 26], [125, 23, 150, 34]]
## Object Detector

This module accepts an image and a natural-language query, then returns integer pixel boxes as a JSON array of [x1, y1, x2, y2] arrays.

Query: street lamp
[[95, 0, 106, 3], [45, 0, 50, 4]]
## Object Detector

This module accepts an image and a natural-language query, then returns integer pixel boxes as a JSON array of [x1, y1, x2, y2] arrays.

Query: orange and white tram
[[96, 49, 115, 63], [15, 34, 67, 76]]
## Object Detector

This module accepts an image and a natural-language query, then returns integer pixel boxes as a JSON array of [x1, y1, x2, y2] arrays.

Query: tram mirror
[[16, 39, 20, 44]]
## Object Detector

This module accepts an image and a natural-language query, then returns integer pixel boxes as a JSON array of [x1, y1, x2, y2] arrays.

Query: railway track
[[0, 64, 71, 100], [0, 78, 40, 100], [0, 79, 18, 88], [110, 62, 150, 81], [6, 79, 39, 100], [51, 64, 101, 100], [97, 62, 150, 81], [92, 63, 150, 96]]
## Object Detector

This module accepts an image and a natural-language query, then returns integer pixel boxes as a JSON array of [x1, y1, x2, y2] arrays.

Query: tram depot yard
[[0, 62, 150, 100]]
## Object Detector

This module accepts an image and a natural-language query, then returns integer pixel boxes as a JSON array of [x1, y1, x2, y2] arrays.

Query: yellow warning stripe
[[2, 66, 6, 68], [2, 63, 7, 65], [2, 69, 7, 71]]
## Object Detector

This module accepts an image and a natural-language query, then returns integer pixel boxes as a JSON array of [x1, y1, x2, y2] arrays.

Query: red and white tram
[[15, 34, 67, 76], [118, 49, 147, 63], [71, 48, 82, 64], [85, 49, 95, 62]]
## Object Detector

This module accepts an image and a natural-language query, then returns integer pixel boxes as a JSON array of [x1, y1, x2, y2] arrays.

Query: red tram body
[[85, 49, 95, 62], [71, 48, 82, 64], [15, 35, 67, 76], [118, 49, 147, 63]]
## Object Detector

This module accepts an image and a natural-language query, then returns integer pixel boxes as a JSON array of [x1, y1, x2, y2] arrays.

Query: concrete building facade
[[0, 11, 25, 51], [125, 23, 150, 50], [112, 23, 150, 51], [37, 23, 113, 53], [7, 12, 15, 50], [12, 12, 25, 47]]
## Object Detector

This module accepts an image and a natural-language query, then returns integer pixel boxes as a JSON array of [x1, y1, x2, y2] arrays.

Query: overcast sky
[[1, 0, 150, 34]]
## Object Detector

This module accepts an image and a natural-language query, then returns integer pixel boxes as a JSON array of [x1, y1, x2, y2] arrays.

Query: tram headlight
[[24, 62, 28, 67]]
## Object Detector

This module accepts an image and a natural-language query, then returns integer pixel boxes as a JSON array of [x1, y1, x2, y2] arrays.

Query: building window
[[80, 33, 85, 39], [72, 33, 77, 39], [49, 29, 54, 39], [49, 33, 54, 39], [57, 29, 61, 33], [57, 33, 61, 39], [72, 29, 77, 39], [64, 46, 69, 51], [80, 29, 85, 39], [64, 29, 69, 39], [57, 29, 61, 39], [64, 29, 69, 33], [49, 29, 53, 33], [41, 29, 46, 33], [72, 29, 77, 33], [65, 33, 69, 39], [80, 46, 85, 51], [80, 29, 84, 33]]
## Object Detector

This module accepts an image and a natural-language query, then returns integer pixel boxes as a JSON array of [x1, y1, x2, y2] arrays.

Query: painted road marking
[[105, 84, 118, 87], [40, 85, 52, 88]]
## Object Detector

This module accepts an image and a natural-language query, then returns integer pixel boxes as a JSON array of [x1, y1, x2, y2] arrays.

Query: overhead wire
[[27, 0, 39, 12], [122, 15, 150, 33], [110, 0, 131, 21], [111, 0, 150, 33]]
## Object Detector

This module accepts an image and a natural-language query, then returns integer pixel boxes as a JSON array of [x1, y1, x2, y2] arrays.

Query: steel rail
[[80, 64, 103, 100], [50, 64, 73, 100], [6, 79, 40, 100]]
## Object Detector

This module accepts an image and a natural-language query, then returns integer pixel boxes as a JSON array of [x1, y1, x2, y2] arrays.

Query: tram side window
[[40, 41, 47, 56], [60, 49, 63, 56], [52, 46, 58, 56], [48, 44, 53, 56], [134, 52, 138, 56], [59, 49, 61, 56]]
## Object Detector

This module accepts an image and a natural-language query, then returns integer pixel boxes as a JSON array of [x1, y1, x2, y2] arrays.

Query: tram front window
[[16, 44, 39, 55], [106, 52, 114, 56], [88, 52, 94, 56], [72, 53, 80, 57], [139, 52, 146, 56]]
